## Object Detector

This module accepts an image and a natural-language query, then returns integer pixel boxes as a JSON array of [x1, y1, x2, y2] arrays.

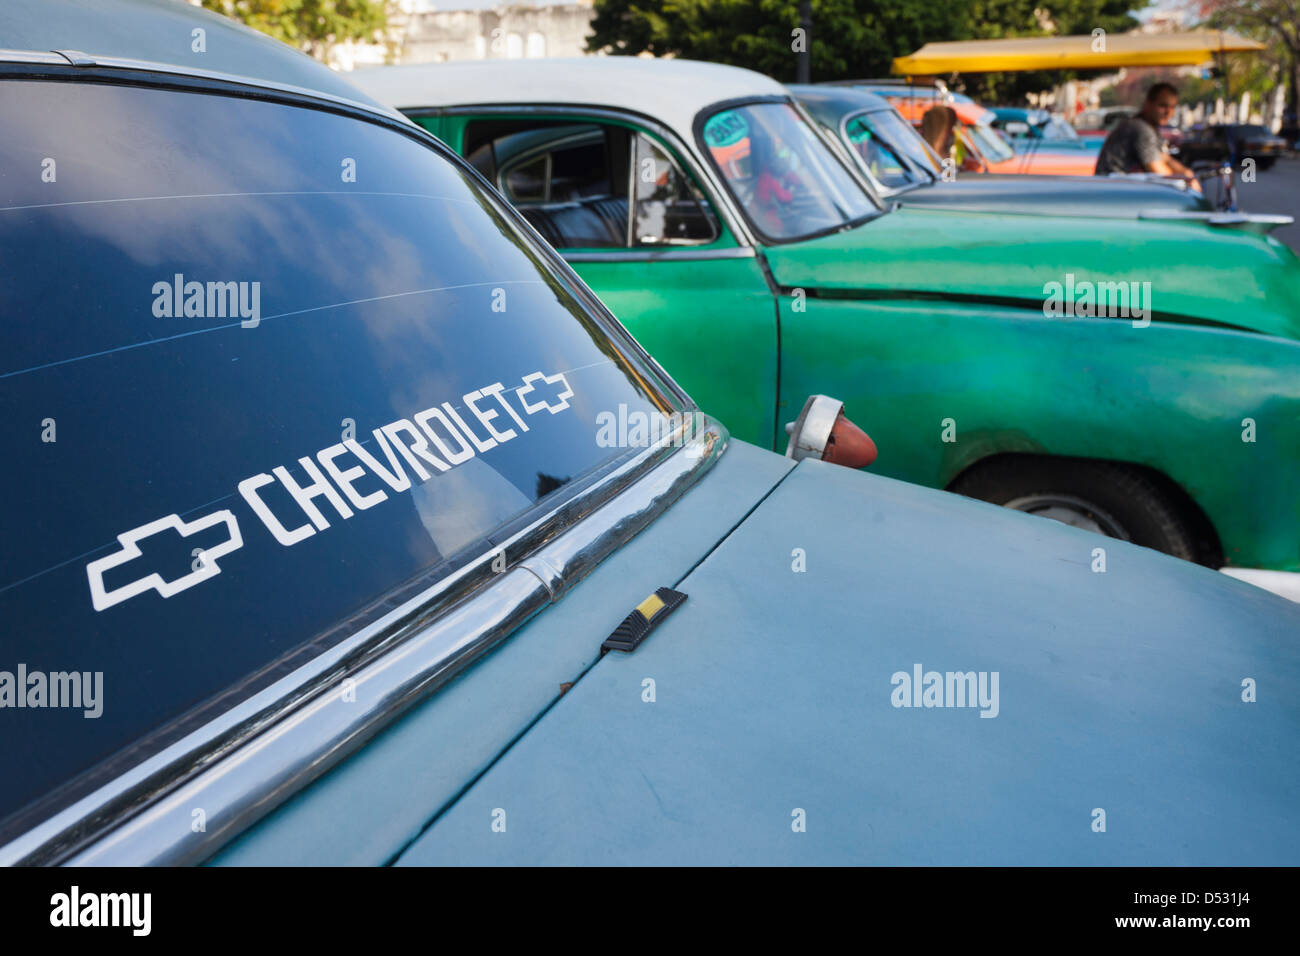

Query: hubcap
[[1002, 494, 1130, 540]]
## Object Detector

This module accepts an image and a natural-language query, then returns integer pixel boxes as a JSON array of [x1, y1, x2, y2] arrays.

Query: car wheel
[[949, 457, 1202, 562]]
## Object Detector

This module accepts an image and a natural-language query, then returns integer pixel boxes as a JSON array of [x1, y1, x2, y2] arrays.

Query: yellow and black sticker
[[601, 587, 688, 653]]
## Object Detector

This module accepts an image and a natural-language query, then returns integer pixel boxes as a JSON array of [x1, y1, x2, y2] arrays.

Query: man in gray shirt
[[1095, 82, 1195, 181]]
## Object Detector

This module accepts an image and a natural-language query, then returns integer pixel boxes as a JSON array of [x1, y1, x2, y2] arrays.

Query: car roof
[[788, 83, 893, 120], [839, 81, 976, 106], [351, 57, 788, 142], [0, 0, 391, 111]]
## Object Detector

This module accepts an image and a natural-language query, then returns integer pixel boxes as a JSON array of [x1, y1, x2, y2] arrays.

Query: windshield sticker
[[86, 512, 243, 612], [703, 111, 749, 149], [85, 370, 574, 611]]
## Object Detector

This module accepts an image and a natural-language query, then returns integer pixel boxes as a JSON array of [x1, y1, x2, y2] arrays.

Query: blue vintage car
[[791, 84, 1211, 218], [0, 0, 1297, 867], [989, 106, 1103, 152]]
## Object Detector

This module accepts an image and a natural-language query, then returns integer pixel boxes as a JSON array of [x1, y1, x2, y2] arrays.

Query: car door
[[419, 111, 782, 449]]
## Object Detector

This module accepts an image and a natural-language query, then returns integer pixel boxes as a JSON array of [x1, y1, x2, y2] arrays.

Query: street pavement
[[1214, 157, 1300, 603], [1240, 156, 1300, 252]]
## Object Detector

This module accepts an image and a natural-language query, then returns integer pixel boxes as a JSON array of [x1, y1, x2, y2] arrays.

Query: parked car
[[1181, 123, 1289, 171], [827, 81, 1098, 176], [990, 106, 1100, 152], [355, 57, 1300, 588], [5, 0, 1299, 868], [792, 85, 1208, 216]]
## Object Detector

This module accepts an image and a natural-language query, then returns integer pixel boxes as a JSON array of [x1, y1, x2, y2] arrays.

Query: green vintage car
[[352, 58, 1300, 591]]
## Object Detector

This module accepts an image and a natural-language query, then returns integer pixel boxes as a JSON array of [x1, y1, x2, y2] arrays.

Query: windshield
[[700, 102, 876, 241], [966, 121, 1015, 163], [851, 110, 939, 181], [0, 77, 676, 836], [1041, 116, 1080, 141], [842, 115, 921, 190]]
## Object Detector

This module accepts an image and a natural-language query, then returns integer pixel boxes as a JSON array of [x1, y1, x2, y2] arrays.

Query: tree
[[1197, 0, 1299, 116], [587, 0, 1138, 103], [586, 0, 970, 81], [201, 0, 387, 61]]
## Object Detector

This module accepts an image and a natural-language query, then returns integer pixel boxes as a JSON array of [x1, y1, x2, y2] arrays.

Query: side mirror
[[784, 395, 877, 469]]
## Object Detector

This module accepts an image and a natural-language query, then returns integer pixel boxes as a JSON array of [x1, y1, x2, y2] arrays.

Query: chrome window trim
[[3, 418, 728, 866], [1, 50, 71, 65], [428, 103, 760, 249], [0, 56, 710, 864], [625, 126, 639, 247], [563, 246, 757, 263]]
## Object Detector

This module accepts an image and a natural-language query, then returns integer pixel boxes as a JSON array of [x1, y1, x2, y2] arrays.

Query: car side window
[[843, 116, 915, 189], [954, 128, 983, 171], [549, 137, 613, 201], [465, 119, 717, 249], [503, 154, 547, 201], [632, 134, 718, 244]]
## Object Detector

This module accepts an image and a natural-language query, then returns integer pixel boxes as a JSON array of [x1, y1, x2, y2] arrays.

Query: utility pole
[[797, 0, 812, 83]]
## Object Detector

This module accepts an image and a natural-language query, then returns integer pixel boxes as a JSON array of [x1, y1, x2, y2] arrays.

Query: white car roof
[[351, 57, 788, 144]]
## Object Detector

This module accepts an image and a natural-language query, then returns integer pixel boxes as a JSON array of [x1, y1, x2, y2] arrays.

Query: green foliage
[[1197, 0, 1299, 113], [587, 0, 969, 80], [201, 0, 387, 57], [587, 0, 1139, 103]]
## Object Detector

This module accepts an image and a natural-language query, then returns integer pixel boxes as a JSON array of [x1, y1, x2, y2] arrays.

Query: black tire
[[949, 457, 1203, 562]]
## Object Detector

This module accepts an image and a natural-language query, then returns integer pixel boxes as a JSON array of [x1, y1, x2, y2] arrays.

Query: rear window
[[0, 78, 674, 835]]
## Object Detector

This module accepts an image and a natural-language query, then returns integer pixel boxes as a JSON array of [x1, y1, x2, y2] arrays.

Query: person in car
[[920, 105, 957, 161], [1095, 82, 1195, 181]]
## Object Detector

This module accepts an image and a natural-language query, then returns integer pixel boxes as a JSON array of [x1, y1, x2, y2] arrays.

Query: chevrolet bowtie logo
[[516, 371, 573, 415], [86, 511, 243, 612]]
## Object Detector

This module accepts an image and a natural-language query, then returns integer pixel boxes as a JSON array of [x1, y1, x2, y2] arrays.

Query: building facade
[[400, 2, 596, 64]]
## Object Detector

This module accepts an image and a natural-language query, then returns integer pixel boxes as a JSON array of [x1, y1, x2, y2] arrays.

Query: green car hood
[[764, 207, 1300, 342]]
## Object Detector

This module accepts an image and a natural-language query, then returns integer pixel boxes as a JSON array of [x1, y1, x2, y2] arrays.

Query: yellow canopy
[[892, 30, 1267, 75]]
